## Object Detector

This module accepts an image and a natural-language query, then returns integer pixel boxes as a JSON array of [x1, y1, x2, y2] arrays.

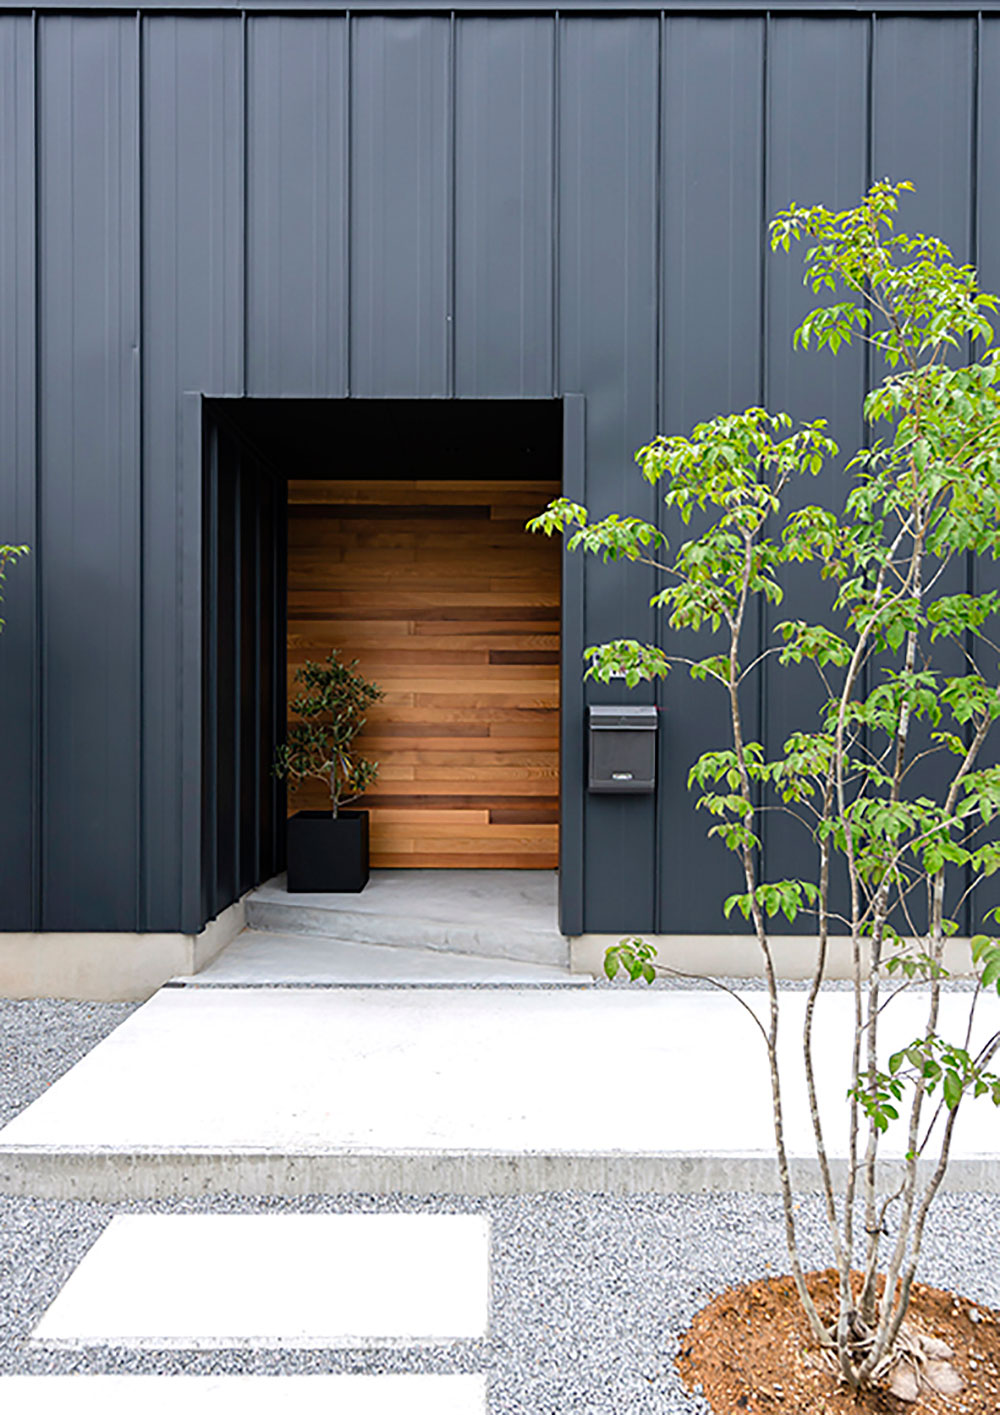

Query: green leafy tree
[[0, 545, 28, 632], [274, 650, 384, 817], [531, 182, 1000, 1401]]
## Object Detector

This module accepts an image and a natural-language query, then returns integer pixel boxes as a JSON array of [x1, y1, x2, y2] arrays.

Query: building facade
[[1, 1, 997, 970]]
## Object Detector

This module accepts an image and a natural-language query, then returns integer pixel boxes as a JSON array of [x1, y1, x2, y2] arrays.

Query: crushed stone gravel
[[3, 1191, 1000, 1413], [0, 999, 137, 1129], [1, 997, 998, 1412]]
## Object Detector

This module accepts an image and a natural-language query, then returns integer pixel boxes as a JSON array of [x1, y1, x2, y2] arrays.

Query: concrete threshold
[[245, 871, 568, 969], [1, 987, 998, 1200], [185, 928, 589, 987]]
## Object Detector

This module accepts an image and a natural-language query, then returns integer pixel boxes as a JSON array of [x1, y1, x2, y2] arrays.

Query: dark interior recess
[[231, 397, 563, 481], [201, 408, 288, 925]]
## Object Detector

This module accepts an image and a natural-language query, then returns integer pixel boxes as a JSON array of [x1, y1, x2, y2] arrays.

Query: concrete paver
[[30, 1213, 490, 1348]]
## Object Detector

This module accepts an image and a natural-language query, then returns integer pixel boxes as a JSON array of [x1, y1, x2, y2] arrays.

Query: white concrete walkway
[[1, 985, 997, 1198]]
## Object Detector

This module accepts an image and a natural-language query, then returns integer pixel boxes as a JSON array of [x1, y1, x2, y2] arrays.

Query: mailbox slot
[[587, 704, 658, 793]]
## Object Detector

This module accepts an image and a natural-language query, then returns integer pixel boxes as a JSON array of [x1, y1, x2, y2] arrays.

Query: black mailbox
[[587, 704, 658, 793]]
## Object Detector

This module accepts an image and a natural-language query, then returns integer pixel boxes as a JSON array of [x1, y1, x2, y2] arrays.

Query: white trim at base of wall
[[570, 933, 975, 981], [0, 895, 248, 1002]]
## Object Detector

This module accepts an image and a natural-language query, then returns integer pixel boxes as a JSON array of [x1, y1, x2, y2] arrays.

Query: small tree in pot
[[274, 650, 384, 892]]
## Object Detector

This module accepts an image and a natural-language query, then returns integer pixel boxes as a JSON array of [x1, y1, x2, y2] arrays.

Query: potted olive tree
[[274, 650, 384, 892]]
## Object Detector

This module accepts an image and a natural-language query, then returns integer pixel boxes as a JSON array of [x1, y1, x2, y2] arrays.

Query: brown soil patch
[[677, 1269, 1000, 1413]]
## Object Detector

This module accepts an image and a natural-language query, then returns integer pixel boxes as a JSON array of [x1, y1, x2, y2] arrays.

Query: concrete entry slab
[[245, 870, 567, 968], [188, 928, 589, 987], [0, 1376, 486, 1412], [0, 986, 998, 1199], [31, 1214, 490, 1348]]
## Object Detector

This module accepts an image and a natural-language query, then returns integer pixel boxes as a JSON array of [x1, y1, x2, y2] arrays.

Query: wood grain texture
[[288, 478, 561, 867]]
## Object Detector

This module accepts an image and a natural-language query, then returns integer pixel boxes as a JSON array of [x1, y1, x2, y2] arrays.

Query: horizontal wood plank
[[288, 475, 560, 866]]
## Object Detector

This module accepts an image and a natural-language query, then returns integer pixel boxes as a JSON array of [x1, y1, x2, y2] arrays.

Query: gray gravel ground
[[1, 997, 999, 1412], [3, 1191, 1000, 1412], [0, 999, 137, 1128]]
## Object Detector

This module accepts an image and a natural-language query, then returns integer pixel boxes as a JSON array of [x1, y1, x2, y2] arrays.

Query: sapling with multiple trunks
[[531, 182, 1000, 1402]]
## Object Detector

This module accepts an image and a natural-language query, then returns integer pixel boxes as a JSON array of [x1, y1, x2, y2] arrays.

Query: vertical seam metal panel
[[345, 9, 352, 396], [560, 392, 585, 937], [551, 11, 559, 396], [32, 9, 41, 929], [246, 13, 348, 396], [652, 6, 664, 934], [33, 9, 42, 928], [350, 15, 450, 396], [144, 14, 244, 929], [135, 6, 144, 927], [447, 8, 456, 395], [453, 15, 555, 397], [0, 13, 40, 927], [180, 392, 204, 932], [38, 15, 141, 930], [966, 10, 981, 932], [757, 10, 769, 878], [241, 9, 248, 397], [658, 13, 766, 932]]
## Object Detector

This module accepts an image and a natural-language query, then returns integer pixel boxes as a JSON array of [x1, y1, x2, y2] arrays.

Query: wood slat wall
[[287, 478, 561, 867]]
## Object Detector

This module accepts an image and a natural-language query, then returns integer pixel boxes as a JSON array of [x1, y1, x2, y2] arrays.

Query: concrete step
[[2, 985, 998, 1201], [245, 870, 568, 968], [186, 928, 590, 987]]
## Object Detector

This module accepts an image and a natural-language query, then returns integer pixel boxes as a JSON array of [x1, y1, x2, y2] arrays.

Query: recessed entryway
[[200, 397, 566, 933]]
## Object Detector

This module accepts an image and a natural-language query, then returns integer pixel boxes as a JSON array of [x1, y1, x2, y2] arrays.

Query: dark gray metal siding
[[0, 7, 996, 936], [142, 17, 244, 929], [351, 17, 451, 397], [760, 16, 868, 930], [38, 17, 141, 930], [658, 15, 766, 932], [560, 16, 660, 932], [0, 16, 37, 930], [455, 18, 554, 398], [246, 17, 348, 398]]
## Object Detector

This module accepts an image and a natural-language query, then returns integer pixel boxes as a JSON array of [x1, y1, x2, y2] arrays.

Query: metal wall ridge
[[2, 2, 1000, 15]]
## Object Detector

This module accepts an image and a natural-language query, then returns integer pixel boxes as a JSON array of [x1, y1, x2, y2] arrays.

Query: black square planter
[[285, 809, 370, 893]]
